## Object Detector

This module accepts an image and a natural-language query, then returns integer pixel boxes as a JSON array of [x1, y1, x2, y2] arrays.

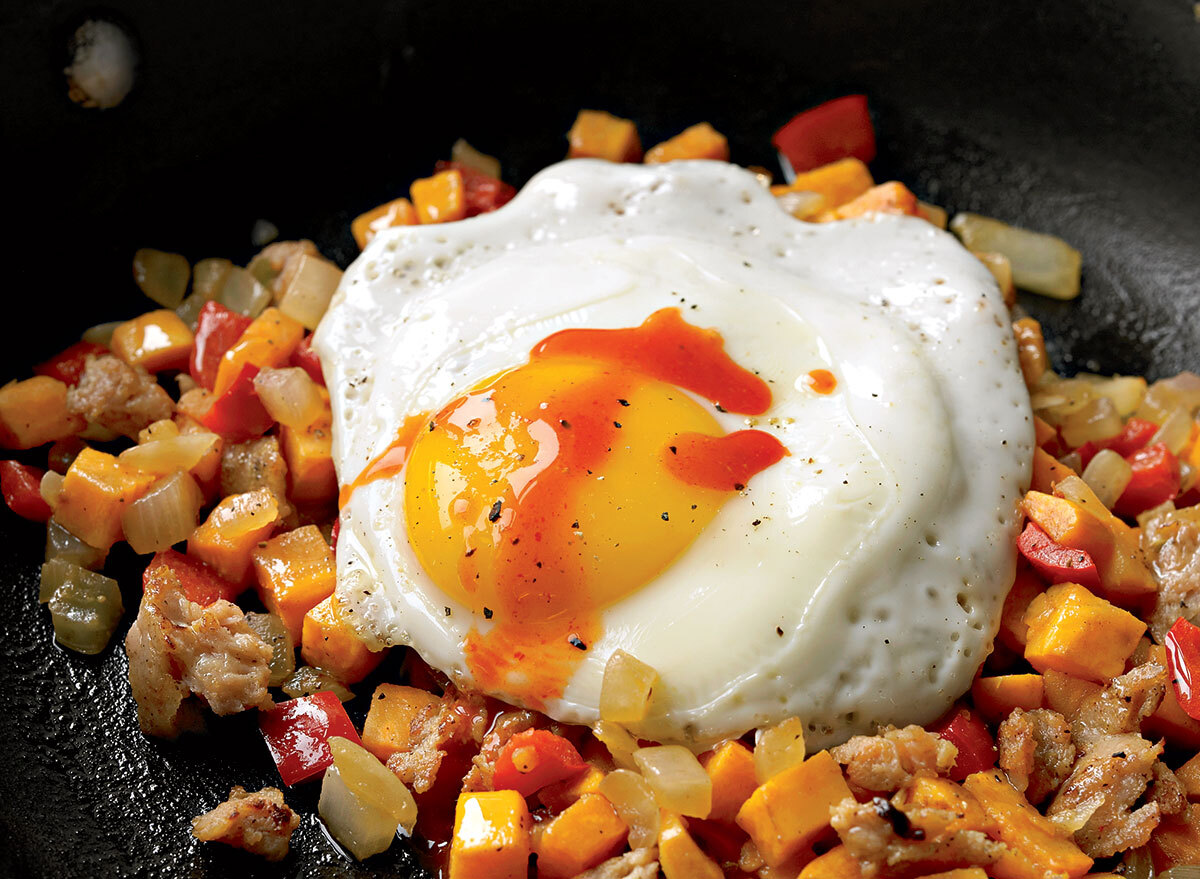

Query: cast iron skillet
[[2, 0, 1198, 876]]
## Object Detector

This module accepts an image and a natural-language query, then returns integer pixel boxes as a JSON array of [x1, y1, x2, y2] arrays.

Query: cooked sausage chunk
[[191, 785, 300, 862], [830, 725, 957, 794], [385, 689, 488, 794], [1070, 661, 1165, 748], [1140, 504, 1200, 641], [67, 354, 173, 438], [575, 846, 660, 879], [997, 708, 1075, 804]]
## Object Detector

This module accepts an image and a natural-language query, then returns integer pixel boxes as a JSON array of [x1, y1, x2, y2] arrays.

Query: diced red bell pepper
[[1164, 617, 1200, 722], [1076, 417, 1159, 467], [190, 301, 254, 391], [1113, 442, 1181, 518], [34, 341, 108, 387], [258, 691, 363, 786], [144, 548, 242, 605], [1016, 521, 1102, 590], [772, 95, 877, 175], [197, 363, 275, 443], [928, 705, 995, 781], [492, 728, 588, 797], [434, 160, 517, 217], [0, 460, 52, 522], [289, 333, 326, 387]]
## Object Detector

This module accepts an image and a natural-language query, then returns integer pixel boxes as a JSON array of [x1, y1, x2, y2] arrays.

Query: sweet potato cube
[[644, 122, 729, 163], [735, 750, 852, 867], [538, 765, 606, 812], [1023, 582, 1144, 682], [361, 683, 441, 763], [411, 169, 466, 224], [0, 376, 85, 449], [700, 739, 758, 823], [449, 790, 531, 879], [110, 309, 194, 373], [1031, 447, 1077, 494], [251, 523, 335, 640], [533, 793, 628, 878], [213, 307, 305, 397], [55, 447, 158, 549], [1176, 752, 1200, 800], [963, 770, 1093, 879], [1034, 415, 1057, 449], [971, 674, 1045, 722], [279, 389, 336, 506], [301, 594, 385, 684], [1042, 670, 1102, 720], [770, 158, 874, 212], [893, 776, 994, 834], [1142, 643, 1200, 748], [566, 110, 642, 162], [189, 488, 281, 586], [1150, 802, 1200, 870], [797, 845, 864, 879], [351, 196, 418, 249], [817, 181, 919, 221], [998, 565, 1045, 652], [658, 812, 723, 879]]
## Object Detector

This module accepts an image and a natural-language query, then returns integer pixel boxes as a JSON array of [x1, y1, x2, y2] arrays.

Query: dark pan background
[[2, 1, 1198, 876]]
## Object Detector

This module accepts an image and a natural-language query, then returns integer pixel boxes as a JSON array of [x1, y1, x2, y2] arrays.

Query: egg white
[[315, 160, 1032, 749]]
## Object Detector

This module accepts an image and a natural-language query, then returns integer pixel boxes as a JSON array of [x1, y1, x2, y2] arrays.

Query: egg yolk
[[394, 308, 786, 707]]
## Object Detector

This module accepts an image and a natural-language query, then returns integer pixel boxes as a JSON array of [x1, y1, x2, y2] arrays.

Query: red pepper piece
[[34, 341, 108, 387], [258, 691, 363, 786], [772, 95, 877, 174], [0, 460, 52, 522], [434, 160, 517, 217], [492, 729, 588, 797], [198, 363, 275, 443], [190, 301, 254, 391], [1076, 417, 1159, 468], [290, 333, 326, 387], [144, 548, 242, 605], [1113, 442, 1181, 518], [1165, 617, 1200, 721], [1016, 521, 1102, 590], [928, 705, 995, 781]]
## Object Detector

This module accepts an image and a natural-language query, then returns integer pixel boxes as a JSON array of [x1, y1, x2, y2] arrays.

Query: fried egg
[[314, 160, 1032, 749]]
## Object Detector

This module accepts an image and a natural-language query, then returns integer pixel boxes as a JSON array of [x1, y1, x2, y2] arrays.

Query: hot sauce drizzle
[[665, 430, 789, 491], [337, 414, 429, 508], [804, 368, 838, 394]]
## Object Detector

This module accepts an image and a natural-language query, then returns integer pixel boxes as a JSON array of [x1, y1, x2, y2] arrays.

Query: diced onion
[[46, 520, 108, 571], [120, 470, 203, 554], [1031, 376, 1096, 425], [1081, 449, 1132, 509], [597, 769, 660, 849], [282, 665, 356, 702], [1151, 406, 1193, 456], [949, 213, 1082, 300], [82, 320, 122, 346], [277, 254, 343, 331], [754, 716, 807, 782], [40, 559, 123, 654], [775, 190, 825, 221], [244, 612, 295, 686], [40, 471, 64, 510], [318, 763, 403, 861], [600, 649, 659, 724], [1136, 372, 1200, 422], [119, 432, 219, 475], [1160, 868, 1200, 879], [253, 367, 323, 428], [137, 418, 180, 444], [1074, 373, 1147, 418], [218, 266, 271, 317], [1054, 475, 1105, 512], [133, 248, 190, 308], [593, 720, 640, 770], [329, 736, 417, 834], [632, 745, 712, 818], [1058, 396, 1122, 448], [451, 138, 502, 179], [193, 257, 233, 300], [1058, 450, 1083, 473]]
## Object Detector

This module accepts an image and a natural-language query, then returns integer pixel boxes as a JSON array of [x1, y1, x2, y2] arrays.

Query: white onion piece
[[1031, 376, 1095, 424], [318, 763, 401, 861], [282, 665, 356, 702], [597, 770, 660, 849], [64, 20, 136, 109], [1074, 373, 1147, 418], [1160, 867, 1200, 879], [1081, 449, 1133, 510], [600, 649, 659, 724], [451, 138, 502, 179], [119, 432, 219, 475], [330, 736, 417, 834], [1159, 372, 1200, 413], [632, 745, 712, 818], [775, 189, 825, 220], [253, 367, 323, 428], [949, 213, 1082, 300], [218, 266, 271, 317], [754, 716, 808, 782], [594, 720, 640, 769], [120, 470, 203, 554], [1151, 407, 1192, 455], [82, 321, 122, 346], [41, 471, 64, 510], [1059, 396, 1122, 448], [133, 248, 190, 308], [1059, 451, 1083, 474], [137, 418, 179, 444], [278, 254, 343, 331]]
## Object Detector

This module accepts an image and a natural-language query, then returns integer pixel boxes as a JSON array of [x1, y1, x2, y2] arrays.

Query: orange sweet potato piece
[[0, 376, 85, 449], [658, 812, 723, 879], [644, 122, 729, 163], [971, 674, 1045, 723], [411, 169, 467, 224], [797, 845, 864, 879], [998, 565, 1045, 652], [189, 488, 281, 586], [301, 594, 385, 684], [1032, 447, 1078, 494], [817, 181, 919, 222], [54, 447, 158, 549], [213, 307, 305, 397], [533, 793, 628, 878], [1150, 801, 1200, 871], [566, 110, 642, 162], [1034, 415, 1057, 449], [700, 739, 758, 823], [352, 197, 418, 249], [1013, 318, 1048, 389], [770, 157, 874, 212], [361, 683, 441, 764], [110, 309, 194, 373], [279, 388, 336, 506], [449, 790, 531, 879], [251, 523, 336, 641], [1022, 582, 1145, 682], [538, 765, 606, 812], [1042, 670, 1102, 720]]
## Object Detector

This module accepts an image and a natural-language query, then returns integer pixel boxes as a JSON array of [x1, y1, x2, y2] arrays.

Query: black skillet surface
[[2, 1, 1199, 876]]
